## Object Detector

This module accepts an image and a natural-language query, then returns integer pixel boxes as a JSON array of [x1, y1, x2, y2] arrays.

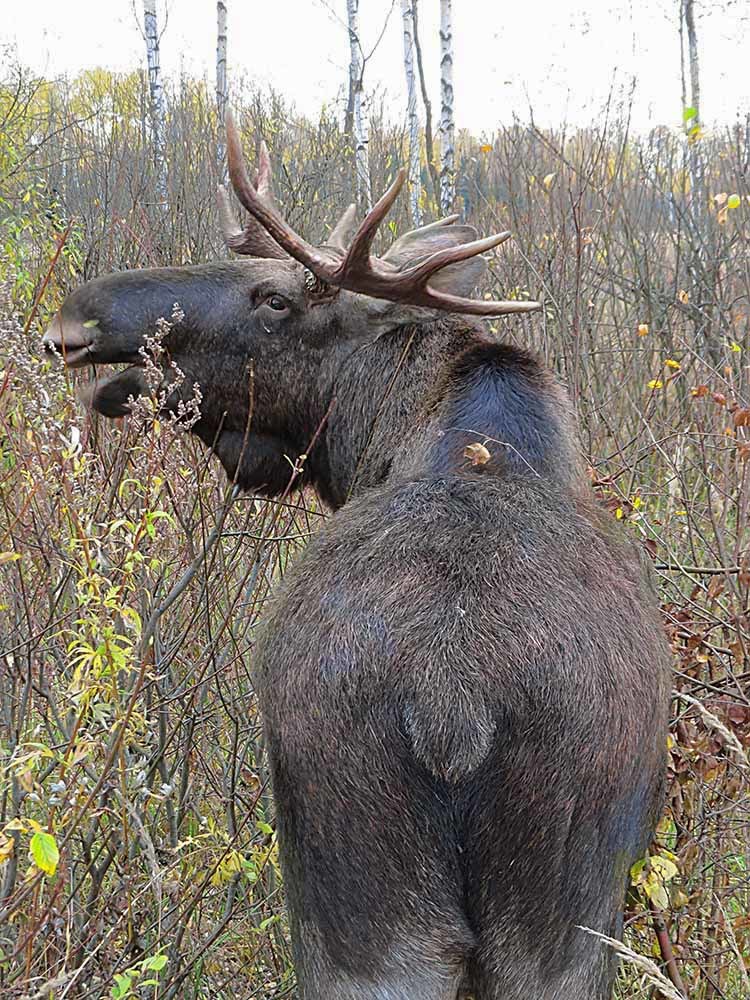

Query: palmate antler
[[223, 111, 541, 316]]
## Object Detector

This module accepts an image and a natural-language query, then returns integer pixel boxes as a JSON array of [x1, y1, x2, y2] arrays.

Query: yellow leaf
[[0, 552, 21, 565], [677, 289, 689, 304], [637, 323, 649, 337], [463, 442, 491, 467], [729, 340, 741, 353], [542, 172, 556, 190], [648, 379, 663, 390], [210, 850, 244, 887], [727, 194, 741, 210], [30, 831, 59, 876], [631, 852, 679, 911], [664, 359, 680, 369], [0, 835, 14, 864], [479, 144, 492, 154]]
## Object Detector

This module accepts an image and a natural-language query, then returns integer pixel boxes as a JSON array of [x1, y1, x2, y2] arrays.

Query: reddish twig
[[652, 908, 688, 999]]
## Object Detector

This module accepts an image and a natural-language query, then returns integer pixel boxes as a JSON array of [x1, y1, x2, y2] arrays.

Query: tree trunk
[[438, 0, 455, 214], [401, 0, 421, 226], [681, 0, 704, 207], [680, 0, 719, 365], [216, 0, 228, 179], [143, 0, 167, 202], [346, 0, 371, 209], [412, 1, 439, 209], [684, 0, 700, 127]]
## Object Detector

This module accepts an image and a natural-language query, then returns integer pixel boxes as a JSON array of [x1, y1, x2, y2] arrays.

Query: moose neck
[[311, 317, 584, 509]]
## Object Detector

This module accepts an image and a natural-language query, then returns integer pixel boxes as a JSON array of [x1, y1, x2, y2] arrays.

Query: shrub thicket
[[1, 64, 748, 999]]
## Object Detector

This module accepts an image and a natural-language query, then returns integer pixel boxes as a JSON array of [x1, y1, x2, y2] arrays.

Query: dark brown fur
[[45, 250, 671, 999]]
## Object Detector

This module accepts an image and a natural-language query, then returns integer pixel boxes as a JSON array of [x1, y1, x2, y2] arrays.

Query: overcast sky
[[3, 1, 748, 134]]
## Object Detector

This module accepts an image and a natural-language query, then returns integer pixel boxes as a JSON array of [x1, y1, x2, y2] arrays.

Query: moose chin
[[44, 112, 671, 1000]]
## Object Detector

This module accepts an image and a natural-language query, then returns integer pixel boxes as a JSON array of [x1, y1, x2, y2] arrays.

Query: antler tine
[[255, 141, 274, 203], [327, 203, 358, 251], [339, 170, 407, 277], [217, 183, 243, 242], [406, 214, 461, 235], [225, 110, 336, 275], [394, 229, 542, 314], [401, 231, 513, 287], [217, 183, 288, 259], [371, 226, 541, 315], [416, 290, 542, 316]]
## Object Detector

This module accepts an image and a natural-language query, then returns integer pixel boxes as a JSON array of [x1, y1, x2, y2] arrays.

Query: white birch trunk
[[216, 0, 228, 178], [682, 0, 704, 207], [401, 0, 422, 226], [143, 0, 167, 201], [438, 0, 455, 214], [346, 0, 371, 209]]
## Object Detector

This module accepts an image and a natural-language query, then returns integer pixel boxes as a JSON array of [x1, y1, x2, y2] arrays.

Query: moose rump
[[255, 475, 668, 1000]]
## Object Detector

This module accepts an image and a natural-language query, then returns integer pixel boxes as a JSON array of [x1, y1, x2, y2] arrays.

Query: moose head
[[43, 114, 541, 508]]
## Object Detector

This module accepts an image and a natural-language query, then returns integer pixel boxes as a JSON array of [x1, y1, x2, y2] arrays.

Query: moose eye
[[265, 294, 288, 312]]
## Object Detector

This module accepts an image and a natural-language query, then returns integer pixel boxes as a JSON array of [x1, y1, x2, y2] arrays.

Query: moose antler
[[225, 111, 542, 316], [218, 138, 289, 260]]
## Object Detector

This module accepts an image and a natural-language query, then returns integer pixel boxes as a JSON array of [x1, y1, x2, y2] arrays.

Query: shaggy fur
[[46, 255, 672, 999]]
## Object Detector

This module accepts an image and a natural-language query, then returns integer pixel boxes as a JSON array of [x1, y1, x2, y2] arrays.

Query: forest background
[[0, 2, 749, 997]]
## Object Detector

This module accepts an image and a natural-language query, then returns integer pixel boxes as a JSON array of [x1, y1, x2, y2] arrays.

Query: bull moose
[[43, 114, 671, 999]]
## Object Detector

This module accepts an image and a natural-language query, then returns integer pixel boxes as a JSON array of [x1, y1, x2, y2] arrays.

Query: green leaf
[[111, 972, 134, 999], [82, 318, 99, 328], [142, 953, 168, 972], [682, 106, 697, 122], [727, 194, 741, 210], [30, 831, 59, 876]]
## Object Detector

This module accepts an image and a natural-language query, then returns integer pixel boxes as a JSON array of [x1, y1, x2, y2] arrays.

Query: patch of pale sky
[[3, 1, 748, 134]]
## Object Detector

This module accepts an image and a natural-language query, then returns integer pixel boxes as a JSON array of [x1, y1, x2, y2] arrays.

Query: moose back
[[44, 117, 671, 1000]]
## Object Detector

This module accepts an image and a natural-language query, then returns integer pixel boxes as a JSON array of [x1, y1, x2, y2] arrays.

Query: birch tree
[[412, 1, 439, 207], [679, 0, 718, 363], [143, 0, 167, 200], [680, 0, 703, 197], [438, 0, 455, 214], [216, 0, 228, 177], [346, 0, 371, 209], [401, 0, 421, 226]]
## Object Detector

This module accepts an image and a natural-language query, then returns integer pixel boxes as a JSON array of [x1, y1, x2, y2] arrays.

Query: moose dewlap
[[43, 115, 671, 1000]]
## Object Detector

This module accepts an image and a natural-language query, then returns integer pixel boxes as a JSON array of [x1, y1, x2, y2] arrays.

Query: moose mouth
[[42, 315, 151, 416], [42, 314, 97, 368], [42, 314, 148, 369]]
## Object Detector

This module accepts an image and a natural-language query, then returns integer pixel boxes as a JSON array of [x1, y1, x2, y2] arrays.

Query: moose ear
[[382, 216, 488, 298]]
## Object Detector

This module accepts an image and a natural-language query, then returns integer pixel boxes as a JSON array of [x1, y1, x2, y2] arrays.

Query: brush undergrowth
[[0, 65, 748, 999]]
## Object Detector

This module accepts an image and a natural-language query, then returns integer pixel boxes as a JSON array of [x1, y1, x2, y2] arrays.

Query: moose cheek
[[79, 367, 150, 418]]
